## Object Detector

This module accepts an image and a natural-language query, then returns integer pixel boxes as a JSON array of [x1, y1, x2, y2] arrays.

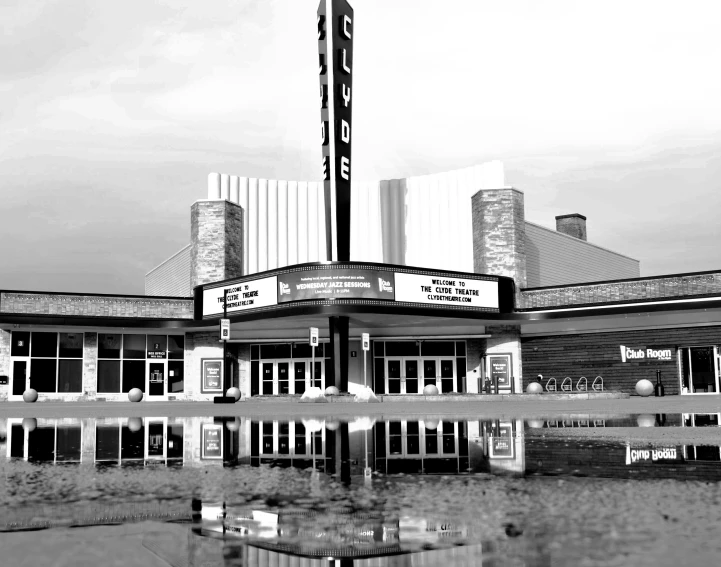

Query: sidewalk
[[2, 395, 721, 419]]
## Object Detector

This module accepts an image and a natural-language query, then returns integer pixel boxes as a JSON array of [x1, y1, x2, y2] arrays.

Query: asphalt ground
[[2, 395, 721, 420]]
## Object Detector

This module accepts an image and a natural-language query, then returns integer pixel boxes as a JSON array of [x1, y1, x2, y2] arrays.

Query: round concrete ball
[[527, 419, 546, 429], [127, 417, 143, 432], [226, 387, 241, 401], [325, 420, 340, 431], [22, 417, 37, 432], [22, 388, 38, 403], [424, 419, 439, 430], [635, 379, 654, 397], [636, 414, 656, 428], [128, 388, 143, 402], [526, 382, 543, 394], [423, 384, 439, 395], [226, 417, 241, 432], [325, 386, 340, 396]]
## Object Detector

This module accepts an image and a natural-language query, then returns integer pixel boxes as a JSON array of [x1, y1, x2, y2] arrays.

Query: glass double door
[[261, 359, 324, 396], [387, 358, 456, 394]]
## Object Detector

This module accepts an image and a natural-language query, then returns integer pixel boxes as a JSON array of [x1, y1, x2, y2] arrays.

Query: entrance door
[[386, 359, 420, 394], [387, 360, 402, 394], [262, 362, 274, 395], [12, 359, 28, 397], [681, 347, 720, 394], [146, 419, 166, 462], [147, 361, 166, 398], [262, 360, 324, 396]]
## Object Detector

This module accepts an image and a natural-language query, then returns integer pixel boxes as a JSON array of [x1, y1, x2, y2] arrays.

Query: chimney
[[555, 213, 587, 241]]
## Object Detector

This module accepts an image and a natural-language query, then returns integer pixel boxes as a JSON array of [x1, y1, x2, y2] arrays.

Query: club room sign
[[198, 263, 508, 318], [619, 345, 674, 362]]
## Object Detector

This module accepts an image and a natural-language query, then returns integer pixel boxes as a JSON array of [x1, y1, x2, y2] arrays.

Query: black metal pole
[[223, 289, 228, 395]]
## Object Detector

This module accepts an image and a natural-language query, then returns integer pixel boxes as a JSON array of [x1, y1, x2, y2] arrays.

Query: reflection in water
[[2, 413, 721, 565]]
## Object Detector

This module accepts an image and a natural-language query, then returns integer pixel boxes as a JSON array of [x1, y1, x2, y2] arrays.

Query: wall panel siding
[[145, 245, 192, 297], [524, 221, 639, 288], [522, 325, 721, 394]]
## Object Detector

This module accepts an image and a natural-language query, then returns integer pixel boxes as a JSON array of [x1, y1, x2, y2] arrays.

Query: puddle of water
[[1, 413, 720, 566]]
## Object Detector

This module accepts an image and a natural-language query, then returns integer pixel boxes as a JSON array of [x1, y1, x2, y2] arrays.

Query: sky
[[1, 0, 721, 295]]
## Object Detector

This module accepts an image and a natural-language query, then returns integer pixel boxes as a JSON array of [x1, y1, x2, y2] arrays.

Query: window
[[12, 331, 83, 394], [97, 334, 185, 394]]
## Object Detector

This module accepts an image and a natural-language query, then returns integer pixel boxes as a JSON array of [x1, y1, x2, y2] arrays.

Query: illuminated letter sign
[[318, 0, 353, 262]]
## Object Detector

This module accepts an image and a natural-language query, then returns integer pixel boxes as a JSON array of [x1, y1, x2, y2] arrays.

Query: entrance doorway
[[386, 357, 456, 394], [147, 361, 167, 399], [11, 359, 28, 397], [680, 347, 720, 394], [260, 359, 325, 396]]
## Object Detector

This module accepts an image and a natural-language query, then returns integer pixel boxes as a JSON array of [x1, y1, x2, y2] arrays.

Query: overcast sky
[[2, 0, 721, 295]]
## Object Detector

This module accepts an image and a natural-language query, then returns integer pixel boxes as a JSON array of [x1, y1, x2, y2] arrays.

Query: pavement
[[2, 395, 721, 420]]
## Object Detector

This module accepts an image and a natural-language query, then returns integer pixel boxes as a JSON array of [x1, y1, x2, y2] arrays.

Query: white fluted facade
[[204, 161, 506, 275]]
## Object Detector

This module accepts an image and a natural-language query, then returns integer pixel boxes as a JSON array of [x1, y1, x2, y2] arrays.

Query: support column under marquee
[[329, 316, 349, 392]]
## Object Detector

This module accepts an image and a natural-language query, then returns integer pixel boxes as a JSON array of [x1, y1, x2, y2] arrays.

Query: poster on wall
[[394, 273, 499, 310], [201, 423, 223, 460], [201, 359, 223, 393], [202, 276, 278, 317], [277, 268, 395, 302], [489, 422, 514, 459], [487, 354, 512, 389]]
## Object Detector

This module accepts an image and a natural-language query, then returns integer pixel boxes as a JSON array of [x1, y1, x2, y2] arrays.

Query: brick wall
[[82, 333, 97, 397], [521, 271, 721, 309], [521, 325, 721, 393], [0, 329, 9, 401], [0, 292, 193, 319], [472, 188, 527, 291], [190, 200, 244, 290]]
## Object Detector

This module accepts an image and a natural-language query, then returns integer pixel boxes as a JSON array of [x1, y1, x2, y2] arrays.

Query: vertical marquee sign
[[318, 0, 353, 262]]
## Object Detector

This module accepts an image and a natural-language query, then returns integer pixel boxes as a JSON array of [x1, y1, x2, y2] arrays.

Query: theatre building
[[2, 161, 721, 401]]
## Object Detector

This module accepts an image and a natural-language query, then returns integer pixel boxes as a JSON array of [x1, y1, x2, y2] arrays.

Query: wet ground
[[1, 398, 721, 566]]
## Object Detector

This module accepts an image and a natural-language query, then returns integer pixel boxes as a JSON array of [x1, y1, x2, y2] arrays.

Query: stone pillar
[[471, 188, 527, 290], [190, 200, 244, 290], [485, 325, 523, 394], [83, 332, 98, 398], [0, 329, 10, 401]]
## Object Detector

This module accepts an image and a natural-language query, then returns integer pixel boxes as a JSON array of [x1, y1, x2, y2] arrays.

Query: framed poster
[[487, 354, 512, 390], [488, 421, 515, 459], [201, 423, 223, 460], [201, 359, 224, 393]]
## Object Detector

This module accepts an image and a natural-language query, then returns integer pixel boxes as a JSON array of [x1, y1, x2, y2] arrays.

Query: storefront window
[[99, 334, 121, 358], [123, 334, 146, 360], [11, 331, 30, 357], [168, 335, 184, 360], [97, 334, 184, 394], [11, 331, 83, 394]]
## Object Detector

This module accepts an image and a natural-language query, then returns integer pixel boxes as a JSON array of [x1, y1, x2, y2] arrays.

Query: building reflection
[[3, 412, 721, 565]]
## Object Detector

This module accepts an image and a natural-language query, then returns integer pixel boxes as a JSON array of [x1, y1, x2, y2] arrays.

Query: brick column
[[471, 188, 527, 291], [83, 332, 98, 398], [191, 200, 244, 289], [0, 329, 10, 401]]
